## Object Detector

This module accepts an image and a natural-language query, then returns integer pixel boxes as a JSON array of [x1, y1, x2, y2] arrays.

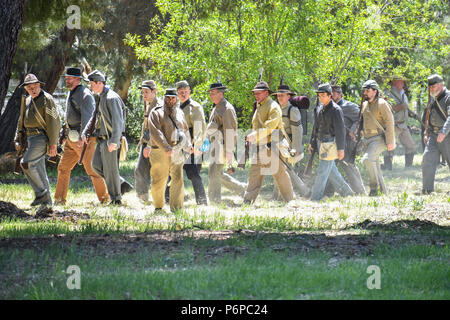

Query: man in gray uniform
[[422, 74, 450, 194], [82, 70, 132, 205], [383, 77, 417, 169], [54, 67, 109, 204], [134, 80, 162, 202], [331, 85, 366, 195], [15, 74, 61, 206]]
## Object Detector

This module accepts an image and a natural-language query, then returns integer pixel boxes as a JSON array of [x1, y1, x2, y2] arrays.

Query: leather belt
[[68, 125, 81, 131], [321, 136, 335, 143], [25, 128, 45, 136], [430, 125, 441, 134]]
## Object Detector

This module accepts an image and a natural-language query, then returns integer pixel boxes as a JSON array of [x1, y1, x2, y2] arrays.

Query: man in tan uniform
[[271, 83, 307, 199], [134, 80, 162, 202], [206, 82, 247, 203], [148, 88, 191, 212], [383, 77, 416, 169], [361, 80, 395, 196], [15, 74, 61, 206], [164, 80, 207, 205], [243, 81, 294, 204], [54, 67, 109, 205]]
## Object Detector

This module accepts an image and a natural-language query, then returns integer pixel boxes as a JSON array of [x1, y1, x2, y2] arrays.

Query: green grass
[[0, 143, 449, 299], [1, 238, 448, 299]]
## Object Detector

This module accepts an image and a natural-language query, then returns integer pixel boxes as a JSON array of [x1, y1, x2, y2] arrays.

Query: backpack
[[288, 95, 310, 135]]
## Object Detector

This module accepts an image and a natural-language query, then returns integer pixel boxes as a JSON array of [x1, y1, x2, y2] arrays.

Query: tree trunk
[[113, 49, 136, 102], [0, 85, 23, 155], [0, 0, 25, 114]]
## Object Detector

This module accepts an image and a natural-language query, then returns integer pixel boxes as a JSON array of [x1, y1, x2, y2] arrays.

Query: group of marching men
[[14, 67, 450, 211]]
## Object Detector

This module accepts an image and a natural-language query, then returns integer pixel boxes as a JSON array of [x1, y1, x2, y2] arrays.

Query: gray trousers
[[338, 161, 366, 195], [21, 134, 51, 199], [422, 132, 450, 192], [208, 163, 246, 203], [134, 144, 151, 197], [92, 139, 124, 201], [362, 135, 387, 193]]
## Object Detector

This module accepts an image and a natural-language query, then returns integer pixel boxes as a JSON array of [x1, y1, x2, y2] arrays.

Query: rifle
[[407, 107, 424, 127], [237, 139, 249, 169], [423, 88, 432, 144], [348, 94, 366, 164], [278, 153, 310, 197], [303, 98, 320, 178], [78, 97, 100, 165], [14, 95, 27, 175]]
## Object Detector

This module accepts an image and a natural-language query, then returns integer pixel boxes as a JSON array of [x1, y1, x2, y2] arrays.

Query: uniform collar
[[70, 84, 83, 93], [259, 96, 271, 106], [180, 98, 191, 110], [436, 88, 447, 102]]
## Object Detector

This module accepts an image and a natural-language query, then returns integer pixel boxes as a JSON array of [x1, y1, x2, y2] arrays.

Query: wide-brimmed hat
[[427, 74, 444, 86], [208, 82, 228, 92], [316, 83, 332, 94], [87, 70, 106, 82], [252, 81, 272, 93], [139, 80, 156, 90], [63, 67, 84, 79], [272, 84, 295, 96], [20, 74, 45, 87], [164, 88, 178, 97], [362, 80, 379, 90]]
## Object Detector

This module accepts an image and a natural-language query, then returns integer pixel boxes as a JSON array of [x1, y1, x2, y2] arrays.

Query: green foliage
[[126, 0, 448, 129], [125, 80, 146, 142]]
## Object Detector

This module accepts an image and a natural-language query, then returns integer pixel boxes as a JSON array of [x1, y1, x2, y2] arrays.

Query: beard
[[430, 90, 439, 98]]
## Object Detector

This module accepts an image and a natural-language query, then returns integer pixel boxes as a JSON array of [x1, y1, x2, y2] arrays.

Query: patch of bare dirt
[[0, 229, 448, 261], [352, 219, 447, 230], [35, 207, 90, 222], [0, 201, 90, 222], [0, 201, 30, 220]]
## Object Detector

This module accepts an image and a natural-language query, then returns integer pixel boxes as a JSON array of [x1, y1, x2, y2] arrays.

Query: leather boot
[[405, 153, 414, 168], [381, 155, 392, 170]]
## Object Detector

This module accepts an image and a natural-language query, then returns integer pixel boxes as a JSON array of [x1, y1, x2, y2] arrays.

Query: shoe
[[120, 181, 134, 195], [109, 200, 122, 206], [196, 197, 208, 205], [54, 199, 66, 206], [31, 192, 52, 206]]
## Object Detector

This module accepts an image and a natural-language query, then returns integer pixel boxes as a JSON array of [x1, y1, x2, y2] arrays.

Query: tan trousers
[[54, 137, 109, 203], [244, 147, 294, 203], [150, 148, 184, 211]]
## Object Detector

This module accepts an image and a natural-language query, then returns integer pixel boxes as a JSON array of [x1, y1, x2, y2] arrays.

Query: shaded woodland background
[[1, 0, 449, 155]]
